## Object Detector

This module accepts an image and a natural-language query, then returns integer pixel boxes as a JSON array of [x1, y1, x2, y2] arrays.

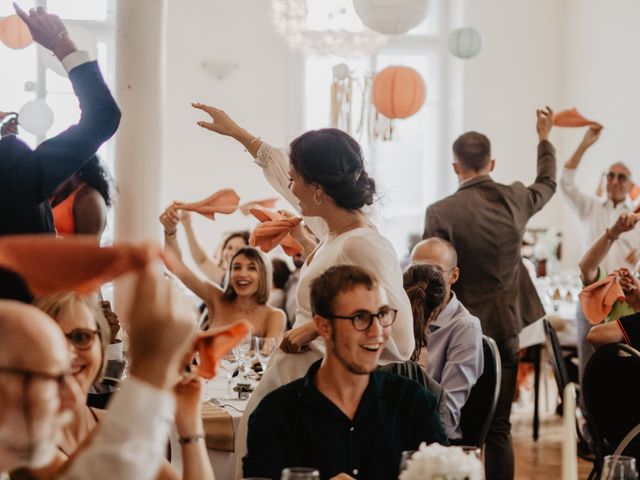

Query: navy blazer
[[0, 60, 121, 235]]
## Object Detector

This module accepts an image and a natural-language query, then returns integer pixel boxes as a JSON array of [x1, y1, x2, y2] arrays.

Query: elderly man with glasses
[[243, 265, 447, 480], [561, 126, 640, 271]]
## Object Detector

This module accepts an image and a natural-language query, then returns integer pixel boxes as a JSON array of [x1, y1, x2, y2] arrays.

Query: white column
[[113, 0, 167, 317]]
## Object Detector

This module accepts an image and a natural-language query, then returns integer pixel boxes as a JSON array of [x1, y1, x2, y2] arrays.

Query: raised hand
[[536, 106, 554, 142], [159, 204, 180, 235], [13, 3, 76, 59], [608, 212, 640, 240], [580, 125, 603, 149], [192, 103, 243, 137]]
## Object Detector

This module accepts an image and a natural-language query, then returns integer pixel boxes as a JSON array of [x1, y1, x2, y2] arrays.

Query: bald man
[[410, 238, 483, 440], [0, 265, 196, 479]]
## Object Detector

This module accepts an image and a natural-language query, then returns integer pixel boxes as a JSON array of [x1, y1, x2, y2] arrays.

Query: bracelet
[[178, 432, 205, 445], [164, 230, 177, 237]]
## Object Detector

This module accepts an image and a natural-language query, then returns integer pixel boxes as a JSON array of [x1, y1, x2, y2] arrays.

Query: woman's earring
[[313, 190, 322, 206]]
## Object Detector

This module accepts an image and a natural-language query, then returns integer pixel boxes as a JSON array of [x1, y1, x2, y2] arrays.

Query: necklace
[[327, 218, 372, 237]]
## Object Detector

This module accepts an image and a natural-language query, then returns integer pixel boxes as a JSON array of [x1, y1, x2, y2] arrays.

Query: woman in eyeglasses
[[13, 294, 214, 480]]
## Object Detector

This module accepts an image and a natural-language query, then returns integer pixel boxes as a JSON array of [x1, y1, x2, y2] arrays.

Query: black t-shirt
[[617, 312, 640, 349]]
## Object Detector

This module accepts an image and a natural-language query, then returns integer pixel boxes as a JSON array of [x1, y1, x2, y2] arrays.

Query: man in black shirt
[[243, 265, 447, 480]]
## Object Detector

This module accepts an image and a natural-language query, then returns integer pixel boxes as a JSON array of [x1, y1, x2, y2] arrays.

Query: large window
[[0, 0, 116, 242], [304, 0, 461, 256]]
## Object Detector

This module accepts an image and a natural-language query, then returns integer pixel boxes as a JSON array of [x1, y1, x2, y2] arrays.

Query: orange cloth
[[249, 208, 304, 256], [553, 108, 602, 129], [239, 197, 279, 216], [631, 184, 640, 202], [202, 403, 234, 451], [51, 185, 84, 236], [195, 319, 251, 379], [176, 189, 240, 220], [0, 236, 160, 296], [579, 274, 625, 324]]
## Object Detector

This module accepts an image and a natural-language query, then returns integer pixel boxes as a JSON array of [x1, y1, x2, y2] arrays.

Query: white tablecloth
[[519, 301, 578, 349]]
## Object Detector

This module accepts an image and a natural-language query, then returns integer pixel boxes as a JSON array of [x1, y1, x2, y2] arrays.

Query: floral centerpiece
[[399, 443, 483, 480]]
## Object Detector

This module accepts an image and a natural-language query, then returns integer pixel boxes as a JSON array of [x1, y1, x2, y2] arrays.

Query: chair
[[87, 377, 121, 409], [457, 335, 501, 450], [582, 343, 640, 475]]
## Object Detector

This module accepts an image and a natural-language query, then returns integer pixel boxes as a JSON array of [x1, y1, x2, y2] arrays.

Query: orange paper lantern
[[372, 66, 426, 119], [0, 15, 33, 50]]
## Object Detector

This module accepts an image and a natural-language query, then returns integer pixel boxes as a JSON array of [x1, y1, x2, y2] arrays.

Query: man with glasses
[[561, 126, 640, 271], [243, 265, 446, 480], [410, 237, 483, 441], [0, 264, 197, 480]]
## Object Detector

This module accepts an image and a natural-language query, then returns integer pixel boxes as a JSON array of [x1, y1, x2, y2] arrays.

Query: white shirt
[[60, 377, 175, 480], [560, 167, 640, 271]]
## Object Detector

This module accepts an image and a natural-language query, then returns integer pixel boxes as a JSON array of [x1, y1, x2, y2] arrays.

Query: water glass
[[281, 467, 320, 479], [255, 336, 277, 371], [219, 351, 239, 399], [602, 455, 639, 480]]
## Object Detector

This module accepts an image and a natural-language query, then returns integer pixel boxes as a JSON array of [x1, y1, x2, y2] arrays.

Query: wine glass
[[219, 350, 239, 400], [280, 467, 320, 480], [602, 455, 639, 480], [254, 337, 277, 372], [236, 332, 254, 378]]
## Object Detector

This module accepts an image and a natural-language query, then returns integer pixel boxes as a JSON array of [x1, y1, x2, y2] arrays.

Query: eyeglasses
[[64, 329, 99, 350], [327, 307, 398, 331], [607, 172, 630, 182]]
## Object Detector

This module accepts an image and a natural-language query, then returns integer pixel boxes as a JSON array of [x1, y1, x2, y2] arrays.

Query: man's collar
[[301, 359, 382, 404], [602, 196, 634, 210], [430, 292, 460, 329], [457, 174, 493, 191]]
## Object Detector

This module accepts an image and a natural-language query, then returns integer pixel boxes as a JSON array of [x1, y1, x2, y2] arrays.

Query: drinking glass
[[281, 468, 320, 480], [399, 450, 417, 472], [236, 333, 254, 378], [602, 455, 639, 480], [219, 351, 239, 399], [254, 337, 277, 372]]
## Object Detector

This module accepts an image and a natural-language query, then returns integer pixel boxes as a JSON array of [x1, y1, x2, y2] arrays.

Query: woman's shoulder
[[337, 228, 396, 258]]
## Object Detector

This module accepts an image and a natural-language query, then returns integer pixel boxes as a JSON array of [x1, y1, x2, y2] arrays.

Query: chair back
[[583, 343, 640, 465], [544, 318, 570, 397], [458, 335, 502, 449], [87, 377, 121, 409]]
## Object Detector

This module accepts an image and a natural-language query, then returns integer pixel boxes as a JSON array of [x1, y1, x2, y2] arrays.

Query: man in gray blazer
[[423, 107, 556, 480]]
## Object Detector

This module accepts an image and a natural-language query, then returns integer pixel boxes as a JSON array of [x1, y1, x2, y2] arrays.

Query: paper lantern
[[353, 0, 429, 35], [372, 66, 426, 119], [40, 25, 98, 77], [0, 15, 33, 50], [448, 27, 482, 59], [19, 100, 54, 136], [332, 63, 350, 80]]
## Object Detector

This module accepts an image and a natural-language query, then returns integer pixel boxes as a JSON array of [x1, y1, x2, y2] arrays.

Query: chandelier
[[271, 0, 386, 56]]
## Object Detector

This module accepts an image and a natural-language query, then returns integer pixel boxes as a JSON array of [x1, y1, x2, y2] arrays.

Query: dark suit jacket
[[0, 60, 121, 235], [423, 141, 557, 341]]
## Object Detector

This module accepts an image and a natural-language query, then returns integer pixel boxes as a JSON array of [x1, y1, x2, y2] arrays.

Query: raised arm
[[579, 212, 640, 285], [526, 107, 557, 215], [15, 5, 121, 202], [180, 211, 226, 284]]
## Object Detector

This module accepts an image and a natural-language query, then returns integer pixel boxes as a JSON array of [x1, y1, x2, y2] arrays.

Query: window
[[303, 0, 461, 257], [1, 0, 117, 244]]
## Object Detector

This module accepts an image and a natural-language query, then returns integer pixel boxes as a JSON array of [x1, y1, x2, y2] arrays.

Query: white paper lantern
[[40, 26, 99, 77], [19, 99, 54, 136], [353, 0, 429, 35], [448, 27, 482, 59]]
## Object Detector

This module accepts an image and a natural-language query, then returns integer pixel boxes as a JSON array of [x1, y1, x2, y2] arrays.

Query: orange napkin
[[239, 197, 279, 216], [631, 184, 640, 202], [579, 274, 625, 324], [176, 188, 240, 220], [249, 208, 304, 256], [0, 235, 160, 297], [195, 319, 252, 379], [553, 108, 602, 129]]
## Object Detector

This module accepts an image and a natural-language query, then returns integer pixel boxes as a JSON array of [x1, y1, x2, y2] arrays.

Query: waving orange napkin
[[249, 208, 303, 256], [0, 235, 160, 297], [579, 274, 625, 324], [239, 197, 279, 216], [195, 319, 252, 379], [553, 108, 602, 129], [176, 188, 240, 220]]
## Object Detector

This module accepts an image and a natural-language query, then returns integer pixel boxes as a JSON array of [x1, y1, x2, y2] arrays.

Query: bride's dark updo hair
[[289, 128, 376, 211]]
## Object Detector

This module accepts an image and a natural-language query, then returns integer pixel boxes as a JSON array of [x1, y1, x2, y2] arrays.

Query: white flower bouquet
[[399, 443, 483, 480]]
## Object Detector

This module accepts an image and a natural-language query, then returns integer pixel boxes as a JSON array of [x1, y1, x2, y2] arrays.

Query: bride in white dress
[[193, 103, 414, 475]]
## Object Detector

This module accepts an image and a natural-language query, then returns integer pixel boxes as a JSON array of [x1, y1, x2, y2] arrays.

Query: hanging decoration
[[352, 0, 429, 35], [18, 99, 54, 136], [0, 15, 33, 50], [448, 26, 482, 59], [372, 66, 425, 119], [39, 25, 98, 77], [271, 0, 386, 56], [330, 63, 354, 133]]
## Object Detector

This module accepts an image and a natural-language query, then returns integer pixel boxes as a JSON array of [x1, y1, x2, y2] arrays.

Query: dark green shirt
[[243, 360, 447, 480]]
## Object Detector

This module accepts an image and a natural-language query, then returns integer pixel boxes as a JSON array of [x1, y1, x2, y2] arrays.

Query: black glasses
[[65, 328, 99, 350], [607, 172, 630, 182], [328, 308, 398, 331]]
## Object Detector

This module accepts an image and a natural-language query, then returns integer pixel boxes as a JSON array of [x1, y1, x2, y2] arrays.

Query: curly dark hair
[[403, 264, 447, 361], [77, 155, 114, 206]]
